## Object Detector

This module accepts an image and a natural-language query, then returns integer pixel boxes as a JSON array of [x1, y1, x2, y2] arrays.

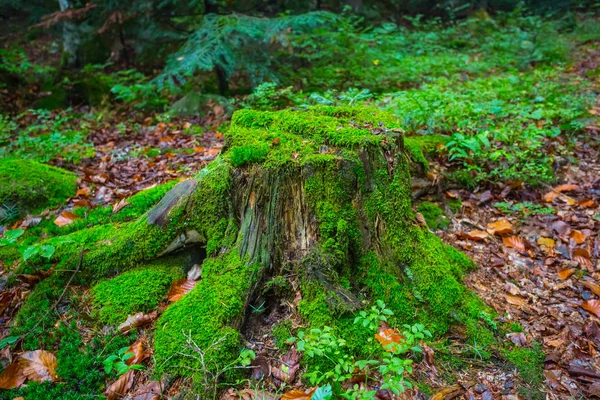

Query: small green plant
[[494, 202, 554, 217], [103, 346, 145, 376], [22, 243, 55, 261], [0, 228, 24, 246], [288, 300, 431, 397]]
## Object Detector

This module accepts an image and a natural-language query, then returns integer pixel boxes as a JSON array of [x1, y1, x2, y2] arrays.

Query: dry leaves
[[118, 312, 158, 333], [0, 363, 26, 389], [557, 268, 576, 280], [105, 370, 135, 400], [17, 350, 59, 383], [505, 294, 527, 307], [167, 279, 197, 302], [430, 385, 465, 400], [486, 219, 514, 236], [53, 210, 81, 227], [573, 248, 592, 268], [502, 236, 526, 251], [125, 340, 149, 365], [582, 300, 600, 318], [465, 230, 489, 241], [281, 388, 316, 400], [582, 281, 600, 297]]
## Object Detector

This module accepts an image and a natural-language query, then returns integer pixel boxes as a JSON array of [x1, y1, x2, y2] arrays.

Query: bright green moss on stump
[[417, 201, 450, 230], [0, 159, 77, 218], [90, 263, 184, 325]]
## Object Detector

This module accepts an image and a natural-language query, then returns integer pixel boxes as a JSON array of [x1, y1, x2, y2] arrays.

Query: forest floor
[[1, 16, 600, 400]]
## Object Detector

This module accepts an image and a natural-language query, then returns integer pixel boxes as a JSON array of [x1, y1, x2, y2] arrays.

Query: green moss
[[446, 169, 476, 189], [503, 342, 546, 399], [404, 135, 448, 171], [90, 262, 184, 325], [230, 143, 269, 167], [447, 198, 462, 213], [271, 320, 294, 348], [153, 251, 261, 378], [417, 201, 450, 230], [0, 159, 76, 219]]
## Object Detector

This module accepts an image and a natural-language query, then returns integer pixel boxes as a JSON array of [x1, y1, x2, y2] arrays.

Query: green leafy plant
[[288, 301, 431, 397], [103, 346, 145, 376], [0, 228, 24, 246]]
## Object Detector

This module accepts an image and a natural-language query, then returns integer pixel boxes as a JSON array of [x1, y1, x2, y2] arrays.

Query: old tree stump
[[14, 106, 493, 391]]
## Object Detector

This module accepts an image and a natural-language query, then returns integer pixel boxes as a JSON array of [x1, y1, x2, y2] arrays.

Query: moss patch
[[503, 342, 546, 399], [0, 159, 76, 220], [417, 201, 450, 230], [90, 262, 184, 325]]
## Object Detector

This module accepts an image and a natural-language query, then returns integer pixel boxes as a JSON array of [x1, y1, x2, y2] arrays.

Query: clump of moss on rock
[[417, 201, 450, 230], [0, 159, 76, 220], [90, 262, 184, 325]]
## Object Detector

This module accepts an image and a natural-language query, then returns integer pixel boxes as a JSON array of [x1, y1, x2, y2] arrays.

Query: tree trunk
[[23, 106, 487, 391], [58, 0, 81, 67]]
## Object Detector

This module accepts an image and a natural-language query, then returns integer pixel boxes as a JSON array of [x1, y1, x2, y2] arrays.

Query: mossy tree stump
[[18, 106, 492, 389]]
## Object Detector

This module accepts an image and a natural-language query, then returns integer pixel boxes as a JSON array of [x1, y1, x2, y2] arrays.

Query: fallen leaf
[[167, 279, 197, 302], [505, 295, 527, 307], [125, 340, 148, 365], [557, 268, 576, 280], [465, 230, 489, 241], [543, 191, 559, 203], [554, 184, 578, 193], [538, 237, 555, 247], [118, 312, 157, 333], [281, 388, 316, 400], [486, 219, 514, 236], [507, 332, 527, 347], [105, 369, 135, 400], [582, 300, 600, 318], [502, 236, 526, 251], [573, 248, 592, 268], [17, 350, 59, 383], [130, 379, 165, 400], [431, 385, 465, 400], [53, 211, 81, 227], [579, 199, 598, 208], [551, 220, 571, 236], [0, 362, 26, 389], [375, 327, 404, 352], [112, 199, 129, 213], [582, 281, 600, 297], [569, 230, 587, 245]]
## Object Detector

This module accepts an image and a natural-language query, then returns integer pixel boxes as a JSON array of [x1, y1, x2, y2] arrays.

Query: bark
[[58, 0, 81, 67]]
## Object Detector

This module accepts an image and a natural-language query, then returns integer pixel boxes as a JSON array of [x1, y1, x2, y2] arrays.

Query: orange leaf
[[502, 236, 526, 251], [569, 230, 587, 244], [579, 199, 598, 208], [375, 328, 404, 352], [582, 281, 600, 297], [465, 230, 489, 241], [543, 191, 559, 203], [431, 385, 465, 400], [582, 300, 600, 318], [125, 340, 148, 366], [557, 268, 576, 280], [486, 219, 514, 236], [281, 388, 316, 400], [53, 211, 81, 227], [167, 279, 197, 302], [105, 369, 135, 400], [0, 363, 26, 389], [17, 350, 59, 383], [537, 237, 555, 247], [554, 184, 578, 193], [505, 295, 527, 307]]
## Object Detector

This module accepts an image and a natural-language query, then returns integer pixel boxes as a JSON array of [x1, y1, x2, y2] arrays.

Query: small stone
[[187, 264, 202, 281]]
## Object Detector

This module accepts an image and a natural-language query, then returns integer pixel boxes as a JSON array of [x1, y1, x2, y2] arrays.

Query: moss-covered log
[[12, 106, 494, 390]]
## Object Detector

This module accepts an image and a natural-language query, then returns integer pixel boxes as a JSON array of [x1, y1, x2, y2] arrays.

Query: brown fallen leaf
[[281, 388, 316, 400], [431, 385, 465, 400], [582, 281, 600, 297], [17, 350, 59, 383], [125, 340, 148, 366], [543, 191, 559, 203], [112, 198, 130, 213], [505, 294, 527, 307], [167, 279, 197, 302], [502, 236, 526, 251], [573, 248, 592, 268], [0, 362, 26, 389], [465, 230, 489, 241], [558, 268, 576, 280], [551, 220, 571, 236], [130, 379, 165, 400], [53, 211, 81, 227], [105, 369, 135, 400], [569, 230, 587, 245], [486, 219, 514, 236], [118, 312, 157, 333], [582, 300, 600, 318]]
